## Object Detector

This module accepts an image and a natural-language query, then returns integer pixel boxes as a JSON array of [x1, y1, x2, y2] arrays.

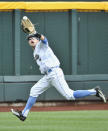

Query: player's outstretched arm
[[35, 33, 48, 44], [40, 34, 45, 40], [34, 33, 45, 40]]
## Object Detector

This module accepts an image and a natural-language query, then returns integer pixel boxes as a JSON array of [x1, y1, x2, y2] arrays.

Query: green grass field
[[0, 110, 108, 131]]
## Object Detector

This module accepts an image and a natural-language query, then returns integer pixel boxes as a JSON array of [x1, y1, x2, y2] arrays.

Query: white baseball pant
[[30, 67, 75, 100]]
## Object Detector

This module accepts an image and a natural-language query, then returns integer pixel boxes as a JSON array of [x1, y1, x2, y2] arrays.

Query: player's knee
[[30, 88, 34, 97], [30, 88, 33, 96], [30, 87, 38, 97]]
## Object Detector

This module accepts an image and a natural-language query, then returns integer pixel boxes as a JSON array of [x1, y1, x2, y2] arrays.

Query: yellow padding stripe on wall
[[0, 2, 108, 11], [0, 2, 25, 9]]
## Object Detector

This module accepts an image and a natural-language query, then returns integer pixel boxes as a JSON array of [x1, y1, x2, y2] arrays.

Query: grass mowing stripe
[[0, 111, 108, 131]]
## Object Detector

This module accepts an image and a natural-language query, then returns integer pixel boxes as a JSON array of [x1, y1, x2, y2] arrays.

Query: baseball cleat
[[11, 109, 26, 121], [95, 86, 106, 103]]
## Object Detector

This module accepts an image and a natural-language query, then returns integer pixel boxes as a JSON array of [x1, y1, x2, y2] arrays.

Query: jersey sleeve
[[41, 37, 48, 45]]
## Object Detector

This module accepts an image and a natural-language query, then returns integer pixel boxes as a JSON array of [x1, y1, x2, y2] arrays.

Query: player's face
[[28, 37, 39, 47]]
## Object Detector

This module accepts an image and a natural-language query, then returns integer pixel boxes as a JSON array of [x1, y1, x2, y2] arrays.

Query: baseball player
[[11, 17, 106, 121]]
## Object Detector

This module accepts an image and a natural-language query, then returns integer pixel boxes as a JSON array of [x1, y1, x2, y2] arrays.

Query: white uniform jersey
[[33, 37, 60, 74]]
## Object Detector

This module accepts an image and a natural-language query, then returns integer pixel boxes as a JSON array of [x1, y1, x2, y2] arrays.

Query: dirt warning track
[[0, 101, 108, 112]]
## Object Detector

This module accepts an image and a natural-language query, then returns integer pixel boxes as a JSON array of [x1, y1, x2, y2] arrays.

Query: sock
[[73, 89, 96, 99], [22, 96, 37, 117]]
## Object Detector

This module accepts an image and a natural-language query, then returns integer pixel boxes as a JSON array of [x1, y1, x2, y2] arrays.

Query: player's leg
[[51, 68, 106, 102], [51, 68, 74, 100], [21, 96, 36, 118], [51, 68, 75, 100], [73, 89, 96, 98], [11, 75, 50, 121]]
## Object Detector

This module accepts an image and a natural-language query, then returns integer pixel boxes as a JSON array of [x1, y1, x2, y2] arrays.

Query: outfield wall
[[0, 2, 108, 102]]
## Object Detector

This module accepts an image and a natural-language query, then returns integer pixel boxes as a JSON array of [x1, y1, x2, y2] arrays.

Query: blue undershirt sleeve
[[41, 37, 48, 45]]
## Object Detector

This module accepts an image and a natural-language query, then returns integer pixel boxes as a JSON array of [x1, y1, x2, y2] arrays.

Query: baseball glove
[[21, 16, 36, 34]]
